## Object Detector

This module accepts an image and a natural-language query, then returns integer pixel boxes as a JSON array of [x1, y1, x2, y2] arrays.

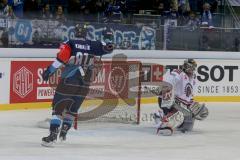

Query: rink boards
[[1, 49, 240, 110]]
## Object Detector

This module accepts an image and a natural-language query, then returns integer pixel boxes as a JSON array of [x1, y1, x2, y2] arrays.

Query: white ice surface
[[0, 103, 240, 160]]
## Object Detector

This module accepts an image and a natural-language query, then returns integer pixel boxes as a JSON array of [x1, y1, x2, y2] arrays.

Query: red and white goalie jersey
[[163, 69, 197, 106]]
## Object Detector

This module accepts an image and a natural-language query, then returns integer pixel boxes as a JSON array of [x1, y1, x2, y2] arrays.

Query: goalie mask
[[182, 59, 197, 76]]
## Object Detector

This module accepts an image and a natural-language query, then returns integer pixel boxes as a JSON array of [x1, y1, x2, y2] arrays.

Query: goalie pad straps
[[173, 101, 193, 118], [188, 102, 202, 116], [188, 102, 209, 120]]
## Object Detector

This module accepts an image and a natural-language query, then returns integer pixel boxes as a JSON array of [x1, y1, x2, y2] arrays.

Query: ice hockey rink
[[0, 102, 240, 160]]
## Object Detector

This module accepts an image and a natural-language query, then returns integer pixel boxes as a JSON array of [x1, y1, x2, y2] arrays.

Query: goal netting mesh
[[75, 61, 142, 127]]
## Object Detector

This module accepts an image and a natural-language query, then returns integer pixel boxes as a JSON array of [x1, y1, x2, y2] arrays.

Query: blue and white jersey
[[51, 38, 112, 78], [57, 39, 109, 66]]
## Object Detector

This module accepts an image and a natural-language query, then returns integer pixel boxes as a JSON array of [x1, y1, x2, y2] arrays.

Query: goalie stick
[[143, 81, 173, 96], [144, 85, 162, 96]]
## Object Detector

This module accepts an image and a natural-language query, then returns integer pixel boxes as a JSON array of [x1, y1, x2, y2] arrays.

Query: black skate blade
[[157, 127, 173, 136], [41, 141, 55, 147]]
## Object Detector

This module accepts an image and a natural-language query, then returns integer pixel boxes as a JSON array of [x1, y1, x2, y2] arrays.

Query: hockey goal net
[[74, 60, 142, 128]]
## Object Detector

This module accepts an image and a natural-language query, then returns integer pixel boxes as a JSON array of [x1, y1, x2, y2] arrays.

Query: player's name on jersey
[[75, 44, 90, 50]]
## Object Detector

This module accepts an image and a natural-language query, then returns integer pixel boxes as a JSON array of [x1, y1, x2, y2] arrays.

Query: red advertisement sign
[[10, 61, 58, 103], [141, 64, 164, 82], [152, 65, 164, 82]]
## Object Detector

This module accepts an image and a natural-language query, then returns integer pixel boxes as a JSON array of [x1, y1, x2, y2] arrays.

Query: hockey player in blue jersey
[[41, 24, 114, 147]]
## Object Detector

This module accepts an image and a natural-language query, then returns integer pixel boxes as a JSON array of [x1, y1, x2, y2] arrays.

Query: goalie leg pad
[[157, 110, 184, 136], [177, 108, 195, 132], [166, 110, 184, 129], [194, 104, 209, 120]]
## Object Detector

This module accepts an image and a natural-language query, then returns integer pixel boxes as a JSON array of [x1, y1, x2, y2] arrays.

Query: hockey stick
[[144, 85, 162, 96], [143, 81, 172, 96]]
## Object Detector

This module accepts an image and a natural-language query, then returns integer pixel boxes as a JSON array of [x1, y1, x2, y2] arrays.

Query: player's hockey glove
[[102, 28, 114, 53], [103, 43, 114, 53], [42, 65, 56, 81]]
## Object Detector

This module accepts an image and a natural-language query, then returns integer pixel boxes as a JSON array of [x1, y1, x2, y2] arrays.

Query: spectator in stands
[[5, 5, 17, 19], [55, 5, 66, 23], [0, 0, 8, 17], [103, 0, 122, 23], [178, 0, 190, 16], [42, 3, 53, 19], [116, 0, 126, 15], [168, 0, 183, 18], [205, 0, 218, 13], [184, 11, 200, 31], [8, 0, 24, 18], [201, 3, 213, 28], [171, 0, 178, 12], [152, 0, 164, 15]]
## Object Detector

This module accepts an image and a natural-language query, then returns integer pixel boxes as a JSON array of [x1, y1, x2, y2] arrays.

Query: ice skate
[[157, 127, 173, 136], [59, 124, 70, 142], [59, 131, 67, 142], [41, 131, 58, 147]]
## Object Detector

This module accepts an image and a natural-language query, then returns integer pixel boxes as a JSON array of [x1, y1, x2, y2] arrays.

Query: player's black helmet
[[75, 23, 87, 38], [102, 28, 114, 44], [182, 58, 197, 74]]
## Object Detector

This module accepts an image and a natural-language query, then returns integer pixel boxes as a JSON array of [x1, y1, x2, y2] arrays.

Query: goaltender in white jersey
[[154, 59, 209, 136]]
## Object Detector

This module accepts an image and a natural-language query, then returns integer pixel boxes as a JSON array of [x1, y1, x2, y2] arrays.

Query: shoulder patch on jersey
[[57, 44, 71, 64]]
